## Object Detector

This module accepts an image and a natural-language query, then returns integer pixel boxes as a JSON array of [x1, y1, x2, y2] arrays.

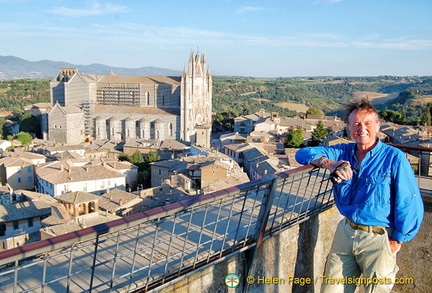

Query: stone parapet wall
[[161, 206, 343, 292], [160, 200, 431, 293]]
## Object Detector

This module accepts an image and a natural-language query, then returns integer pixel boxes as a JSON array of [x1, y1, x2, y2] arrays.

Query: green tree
[[13, 132, 33, 146], [144, 151, 161, 164], [306, 107, 323, 116], [118, 152, 129, 161], [129, 150, 144, 165], [0, 118, 6, 139], [19, 113, 41, 137], [310, 121, 328, 146], [420, 107, 432, 126], [284, 127, 305, 148]]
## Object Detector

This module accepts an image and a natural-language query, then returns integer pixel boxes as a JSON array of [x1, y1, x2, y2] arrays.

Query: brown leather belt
[[346, 218, 385, 235]]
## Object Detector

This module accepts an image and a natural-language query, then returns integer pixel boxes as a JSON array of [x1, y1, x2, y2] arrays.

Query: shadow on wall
[[394, 196, 432, 293]]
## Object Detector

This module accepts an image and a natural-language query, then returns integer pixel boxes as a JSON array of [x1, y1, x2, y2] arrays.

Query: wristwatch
[[317, 156, 327, 168]]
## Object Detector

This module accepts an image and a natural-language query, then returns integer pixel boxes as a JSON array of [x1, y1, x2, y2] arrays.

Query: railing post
[[243, 174, 278, 292], [88, 235, 101, 293]]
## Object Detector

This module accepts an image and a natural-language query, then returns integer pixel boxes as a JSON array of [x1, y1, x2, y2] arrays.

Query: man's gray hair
[[344, 97, 379, 123]]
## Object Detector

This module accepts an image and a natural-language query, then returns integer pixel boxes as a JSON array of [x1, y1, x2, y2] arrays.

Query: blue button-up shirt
[[295, 140, 424, 242]]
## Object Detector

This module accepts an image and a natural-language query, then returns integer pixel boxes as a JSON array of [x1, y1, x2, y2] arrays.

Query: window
[[13, 221, 19, 230], [17, 178, 22, 183], [169, 123, 173, 136], [27, 167, 32, 172], [28, 176, 32, 183], [158, 169, 162, 175], [146, 92, 150, 105], [28, 218, 33, 227]]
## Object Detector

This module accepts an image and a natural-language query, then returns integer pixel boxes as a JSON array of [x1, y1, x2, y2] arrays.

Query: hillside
[[212, 76, 432, 124], [1, 70, 432, 126], [0, 55, 182, 80]]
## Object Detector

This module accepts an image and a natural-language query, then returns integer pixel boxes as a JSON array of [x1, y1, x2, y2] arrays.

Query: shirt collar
[[350, 139, 383, 158], [369, 139, 383, 157]]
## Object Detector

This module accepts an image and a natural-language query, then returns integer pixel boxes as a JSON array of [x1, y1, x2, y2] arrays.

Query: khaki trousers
[[321, 219, 398, 293]]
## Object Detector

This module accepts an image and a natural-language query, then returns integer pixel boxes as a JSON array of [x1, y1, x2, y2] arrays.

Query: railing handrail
[[0, 165, 314, 267], [388, 142, 432, 152]]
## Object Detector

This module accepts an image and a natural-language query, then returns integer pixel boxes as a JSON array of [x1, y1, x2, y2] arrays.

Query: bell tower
[[180, 51, 212, 148]]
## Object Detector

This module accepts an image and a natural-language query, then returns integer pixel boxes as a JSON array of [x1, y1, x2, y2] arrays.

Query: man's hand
[[389, 238, 402, 254], [313, 158, 353, 181]]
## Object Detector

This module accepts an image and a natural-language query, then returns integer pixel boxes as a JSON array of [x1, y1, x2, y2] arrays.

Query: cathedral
[[44, 51, 212, 148]]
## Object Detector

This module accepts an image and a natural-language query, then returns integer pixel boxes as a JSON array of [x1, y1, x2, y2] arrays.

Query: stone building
[[45, 51, 212, 148]]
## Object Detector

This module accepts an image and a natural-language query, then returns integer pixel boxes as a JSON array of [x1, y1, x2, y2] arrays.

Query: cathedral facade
[[45, 52, 212, 148]]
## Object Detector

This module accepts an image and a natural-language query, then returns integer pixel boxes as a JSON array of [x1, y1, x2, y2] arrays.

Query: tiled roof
[[0, 200, 52, 223], [223, 143, 253, 152], [106, 161, 138, 170], [93, 104, 180, 116], [17, 190, 58, 205], [56, 191, 100, 204], [90, 74, 181, 85], [98, 189, 143, 211], [36, 162, 125, 184], [7, 151, 46, 161], [0, 156, 33, 167]]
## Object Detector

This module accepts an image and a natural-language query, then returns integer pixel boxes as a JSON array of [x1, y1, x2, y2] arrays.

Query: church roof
[[93, 104, 180, 116], [87, 75, 181, 85]]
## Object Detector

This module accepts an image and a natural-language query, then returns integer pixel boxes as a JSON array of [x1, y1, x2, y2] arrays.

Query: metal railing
[[1, 143, 431, 293], [0, 164, 335, 293], [388, 142, 432, 194]]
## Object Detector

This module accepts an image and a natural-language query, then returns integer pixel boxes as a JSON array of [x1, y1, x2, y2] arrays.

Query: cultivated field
[[353, 91, 399, 105], [274, 101, 309, 113]]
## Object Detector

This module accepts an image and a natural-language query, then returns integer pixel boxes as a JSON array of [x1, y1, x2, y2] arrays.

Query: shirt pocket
[[335, 179, 354, 205], [364, 172, 391, 206]]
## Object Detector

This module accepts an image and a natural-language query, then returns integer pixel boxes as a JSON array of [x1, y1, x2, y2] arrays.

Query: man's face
[[347, 109, 381, 149]]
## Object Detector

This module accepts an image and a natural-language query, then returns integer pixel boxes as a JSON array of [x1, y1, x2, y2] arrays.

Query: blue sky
[[1, 0, 431, 77]]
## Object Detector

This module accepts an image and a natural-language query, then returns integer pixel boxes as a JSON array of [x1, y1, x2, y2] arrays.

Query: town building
[[44, 51, 212, 148], [150, 153, 249, 195], [0, 152, 46, 191], [98, 188, 144, 217], [35, 161, 126, 196], [0, 190, 56, 250], [40, 191, 120, 239]]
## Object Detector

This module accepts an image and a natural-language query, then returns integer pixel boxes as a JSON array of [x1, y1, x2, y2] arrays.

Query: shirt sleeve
[[295, 145, 348, 165], [391, 153, 424, 242]]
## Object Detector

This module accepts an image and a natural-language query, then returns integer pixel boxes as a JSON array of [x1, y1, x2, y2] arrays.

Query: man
[[295, 98, 424, 293]]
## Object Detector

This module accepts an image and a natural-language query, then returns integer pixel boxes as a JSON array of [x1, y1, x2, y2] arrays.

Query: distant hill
[[0, 55, 182, 80]]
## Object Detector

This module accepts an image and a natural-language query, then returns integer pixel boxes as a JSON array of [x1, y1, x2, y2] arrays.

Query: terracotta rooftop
[[36, 162, 125, 184], [56, 191, 100, 204]]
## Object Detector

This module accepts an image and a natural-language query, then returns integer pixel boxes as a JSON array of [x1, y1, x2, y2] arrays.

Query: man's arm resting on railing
[[311, 156, 353, 181]]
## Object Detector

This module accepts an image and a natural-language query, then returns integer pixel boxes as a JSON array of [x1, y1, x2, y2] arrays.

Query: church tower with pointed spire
[[180, 51, 213, 148]]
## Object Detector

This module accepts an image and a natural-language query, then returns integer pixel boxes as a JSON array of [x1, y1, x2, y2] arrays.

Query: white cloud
[[47, 1, 129, 17], [236, 6, 266, 14], [353, 37, 432, 50]]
